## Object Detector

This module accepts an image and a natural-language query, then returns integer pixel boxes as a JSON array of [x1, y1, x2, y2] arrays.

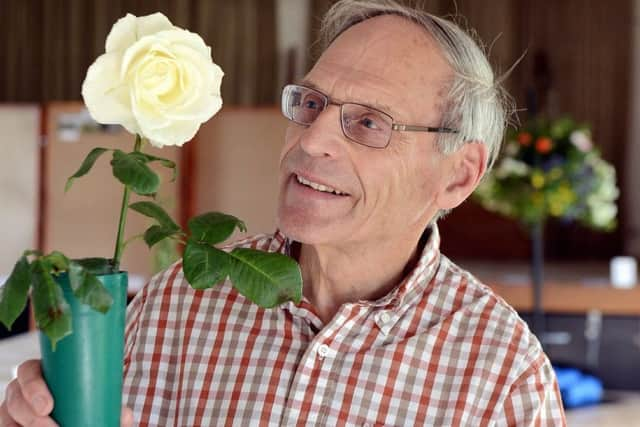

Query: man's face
[[276, 15, 455, 246]]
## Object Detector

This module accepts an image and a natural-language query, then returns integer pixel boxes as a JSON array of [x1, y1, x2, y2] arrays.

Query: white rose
[[82, 13, 223, 147]]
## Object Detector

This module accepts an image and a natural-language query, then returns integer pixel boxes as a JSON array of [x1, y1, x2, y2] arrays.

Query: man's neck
[[295, 230, 429, 324]]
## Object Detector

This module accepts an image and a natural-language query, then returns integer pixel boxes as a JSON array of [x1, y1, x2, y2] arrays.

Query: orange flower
[[535, 137, 553, 154], [517, 132, 532, 146]]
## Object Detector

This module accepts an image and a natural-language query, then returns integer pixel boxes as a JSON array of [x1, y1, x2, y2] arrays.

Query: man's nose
[[298, 106, 345, 157]]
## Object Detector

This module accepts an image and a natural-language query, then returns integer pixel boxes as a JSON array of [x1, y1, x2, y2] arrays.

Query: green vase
[[39, 272, 128, 427]]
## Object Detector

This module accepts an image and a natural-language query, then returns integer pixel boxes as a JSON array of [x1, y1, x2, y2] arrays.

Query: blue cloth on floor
[[553, 365, 603, 408]]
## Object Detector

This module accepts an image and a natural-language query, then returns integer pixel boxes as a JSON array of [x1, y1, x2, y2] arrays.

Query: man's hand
[[0, 360, 133, 427]]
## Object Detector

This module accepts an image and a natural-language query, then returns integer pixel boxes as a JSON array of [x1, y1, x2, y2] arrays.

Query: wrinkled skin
[[276, 15, 487, 322]]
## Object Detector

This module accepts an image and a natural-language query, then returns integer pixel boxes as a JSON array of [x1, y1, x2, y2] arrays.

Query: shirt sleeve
[[494, 349, 566, 427]]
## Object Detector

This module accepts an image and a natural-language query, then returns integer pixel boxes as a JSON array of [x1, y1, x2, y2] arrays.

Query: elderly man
[[1, 1, 566, 426]]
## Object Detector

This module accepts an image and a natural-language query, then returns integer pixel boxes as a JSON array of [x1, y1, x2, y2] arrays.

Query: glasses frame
[[282, 84, 458, 149]]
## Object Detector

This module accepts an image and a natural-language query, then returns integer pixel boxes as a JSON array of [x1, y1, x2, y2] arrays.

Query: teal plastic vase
[[39, 272, 128, 427]]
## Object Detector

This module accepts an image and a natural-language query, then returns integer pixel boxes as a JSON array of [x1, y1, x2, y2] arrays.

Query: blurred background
[[0, 0, 638, 424]]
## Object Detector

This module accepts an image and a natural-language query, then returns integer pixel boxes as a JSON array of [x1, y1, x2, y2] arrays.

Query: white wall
[[0, 106, 39, 276], [276, 0, 311, 90]]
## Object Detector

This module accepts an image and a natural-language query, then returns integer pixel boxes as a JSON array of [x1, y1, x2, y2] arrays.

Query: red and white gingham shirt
[[122, 226, 566, 426]]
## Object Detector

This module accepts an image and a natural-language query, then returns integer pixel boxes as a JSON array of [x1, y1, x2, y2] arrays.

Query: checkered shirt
[[122, 226, 566, 426]]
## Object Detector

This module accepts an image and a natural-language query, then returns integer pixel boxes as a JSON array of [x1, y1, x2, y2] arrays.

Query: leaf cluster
[[132, 207, 303, 309], [0, 142, 302, 349], [66, 146, 177, 197], [0, 252, 113, 349]]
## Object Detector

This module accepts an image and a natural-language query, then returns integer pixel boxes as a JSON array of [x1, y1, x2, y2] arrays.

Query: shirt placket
[[279, 305, 362, 426]]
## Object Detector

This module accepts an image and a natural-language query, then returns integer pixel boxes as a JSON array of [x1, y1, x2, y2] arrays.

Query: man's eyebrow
[[297, 79, 394, 117], [298, 79, 323, 92]]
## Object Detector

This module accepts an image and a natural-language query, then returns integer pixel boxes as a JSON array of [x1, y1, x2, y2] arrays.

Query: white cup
[[610, 256, 638, 289]]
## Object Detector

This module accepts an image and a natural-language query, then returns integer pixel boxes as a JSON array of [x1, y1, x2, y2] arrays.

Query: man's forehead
[[304, 16, 451, 122], [324, 15, 445, 68], [299, 64, 398, 116]]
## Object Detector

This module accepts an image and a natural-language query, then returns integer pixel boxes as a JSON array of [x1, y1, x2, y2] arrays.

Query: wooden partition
[[43, 103, 182, 281], [193, 107, 288, 240]]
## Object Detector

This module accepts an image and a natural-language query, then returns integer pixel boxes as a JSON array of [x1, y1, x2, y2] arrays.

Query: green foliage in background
[[474, 117, 619, 230]]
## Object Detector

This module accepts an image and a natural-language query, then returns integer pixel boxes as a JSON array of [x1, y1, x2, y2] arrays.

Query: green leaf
[[130, 201, 180, 230], [131, 153, 177, 182], [111, 150, 160, 195], [31, 260, 72, 350], [188, 212, 247, 245], [0, 256, 32, 330], [228, 248, 302, 308], [183, 240, 232, 289], [65, 147, 110, 192], [67, 262, 113, 313], [73, 257, 114, 275], [144, 225, 180, 248], [43, 251, 70, 273], [23, 249, 43, 258], [550, 118, 575, 140]]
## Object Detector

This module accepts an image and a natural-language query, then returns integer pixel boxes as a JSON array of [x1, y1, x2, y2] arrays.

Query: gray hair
[[318, 0, 515, 220]]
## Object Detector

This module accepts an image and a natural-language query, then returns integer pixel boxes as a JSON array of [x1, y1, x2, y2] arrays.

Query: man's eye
[[359, 117, 381, 130], [304, 100, 319, 109], [302, 94, 323, 110]]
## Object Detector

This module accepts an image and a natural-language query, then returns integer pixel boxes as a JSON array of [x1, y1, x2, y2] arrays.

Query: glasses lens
[[341, 104, 393, 148], [282, 85, 326, 125]]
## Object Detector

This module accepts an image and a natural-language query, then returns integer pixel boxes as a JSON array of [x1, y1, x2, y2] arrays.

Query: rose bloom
[[82, 13, 224, 147]]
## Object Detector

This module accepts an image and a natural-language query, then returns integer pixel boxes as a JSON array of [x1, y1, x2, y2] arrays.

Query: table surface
[[1, 332, 640, 425], [458, 261, 640, 315]]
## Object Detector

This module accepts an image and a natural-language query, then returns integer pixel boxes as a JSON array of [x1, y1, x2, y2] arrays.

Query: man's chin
[[276, 212, 339, 245]]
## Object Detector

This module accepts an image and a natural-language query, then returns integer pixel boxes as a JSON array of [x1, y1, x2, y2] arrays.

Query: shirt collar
[[273, 225, 442, 313]]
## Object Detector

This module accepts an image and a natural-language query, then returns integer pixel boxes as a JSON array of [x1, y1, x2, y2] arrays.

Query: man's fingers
[[0, 399, 21, 427], [16, 360, 53, 416], [121, 406, 134, 427], [5, 379, 38, 426]]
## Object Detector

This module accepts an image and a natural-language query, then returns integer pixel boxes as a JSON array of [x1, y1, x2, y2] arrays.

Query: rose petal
[[106, 13, 174, 53], [136, 13, 175, 39], [159, 50, 223, 122], [130, 89, 172, 131], [155, 28, 211, 59], [143, 118, 202, 147], [171, 43, 223, 93], [164, 86, 223, 123], [105, 14, 137, 53], [81, 52, 140, 133], [120, 34, 176, 80]]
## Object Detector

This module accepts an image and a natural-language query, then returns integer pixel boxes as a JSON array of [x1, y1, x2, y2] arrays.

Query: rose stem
[[112, 134, 142, 271]]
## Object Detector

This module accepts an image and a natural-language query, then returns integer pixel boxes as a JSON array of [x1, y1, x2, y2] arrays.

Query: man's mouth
[[295, 174, 347, 196]]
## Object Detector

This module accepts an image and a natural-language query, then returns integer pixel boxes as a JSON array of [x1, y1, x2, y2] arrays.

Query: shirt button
[[379, 311, 391, 324], [318, 344, 330, 358]]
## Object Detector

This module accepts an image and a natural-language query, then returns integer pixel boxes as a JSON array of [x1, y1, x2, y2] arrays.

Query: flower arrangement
[[474, 117, 619, 229], [0, 12, 302, 348]]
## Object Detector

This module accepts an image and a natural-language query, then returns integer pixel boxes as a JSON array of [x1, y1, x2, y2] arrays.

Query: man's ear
[[436, 141, 488, 210]]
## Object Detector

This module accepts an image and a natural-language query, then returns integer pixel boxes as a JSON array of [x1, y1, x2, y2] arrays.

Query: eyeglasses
[[281, 84, 458, 149]]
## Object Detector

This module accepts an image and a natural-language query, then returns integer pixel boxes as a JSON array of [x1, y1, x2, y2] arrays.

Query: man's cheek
[[280, 127, 298, 162]]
